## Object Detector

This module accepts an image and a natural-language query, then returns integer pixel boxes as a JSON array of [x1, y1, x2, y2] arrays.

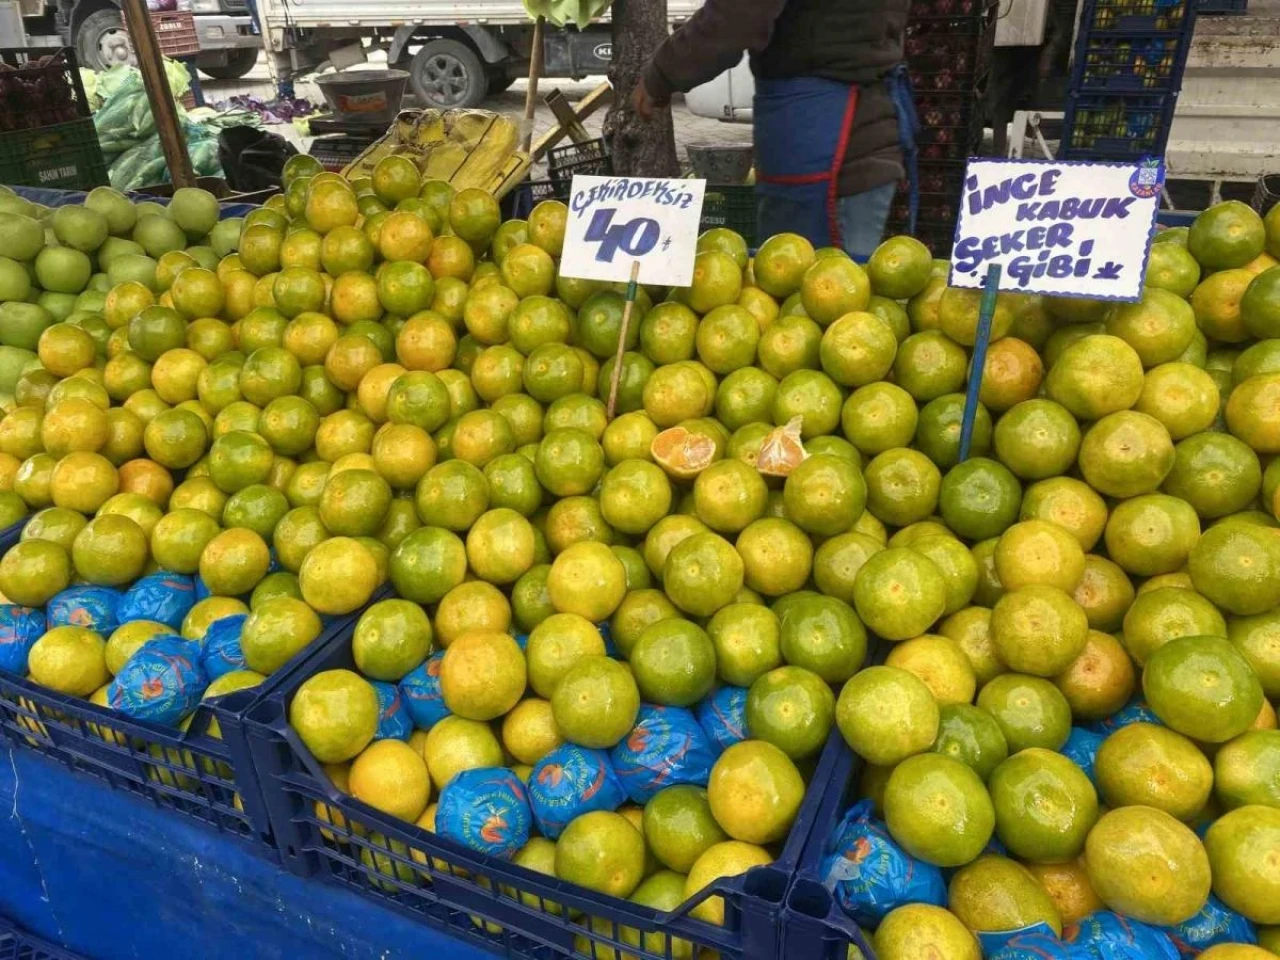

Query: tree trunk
[[605, 0, 679, 178]]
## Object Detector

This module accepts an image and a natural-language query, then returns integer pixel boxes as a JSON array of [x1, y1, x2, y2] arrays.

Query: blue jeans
[[757, 182, 897, 261]]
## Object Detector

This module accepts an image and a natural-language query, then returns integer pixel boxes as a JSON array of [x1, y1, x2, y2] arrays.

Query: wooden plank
[[531, 81, 613, 161], [121, 0, 194, 188]]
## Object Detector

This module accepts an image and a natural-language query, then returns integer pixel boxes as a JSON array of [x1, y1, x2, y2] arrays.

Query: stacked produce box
[[885, 0, 997, 256], [1060, 0, 1197, 161], [0, 48, 108, 191]]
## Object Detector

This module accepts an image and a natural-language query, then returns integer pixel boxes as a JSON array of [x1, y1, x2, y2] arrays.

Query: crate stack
[[884, 0, 998, 256], [1060, 0, 1197, 161], [0, 48, 109, 190]]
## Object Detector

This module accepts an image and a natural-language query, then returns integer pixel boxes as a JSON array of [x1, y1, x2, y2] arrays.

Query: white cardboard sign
[[948, 157, 1164, 302], [560, 175, 707, 287]]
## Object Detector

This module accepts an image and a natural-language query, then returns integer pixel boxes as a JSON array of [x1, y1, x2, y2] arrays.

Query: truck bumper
[[194, 15, 258, 51]]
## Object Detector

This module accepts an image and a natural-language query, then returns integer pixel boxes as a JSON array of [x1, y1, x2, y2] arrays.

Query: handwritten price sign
[[949, 157, 1163, 302], [560, 175, 707, 287]]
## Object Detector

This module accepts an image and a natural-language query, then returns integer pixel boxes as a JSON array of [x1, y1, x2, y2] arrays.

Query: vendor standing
[[632, 0, 913, 259]]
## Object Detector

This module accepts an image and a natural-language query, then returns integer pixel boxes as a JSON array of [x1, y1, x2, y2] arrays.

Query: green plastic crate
[[0, 117, 108, 190]]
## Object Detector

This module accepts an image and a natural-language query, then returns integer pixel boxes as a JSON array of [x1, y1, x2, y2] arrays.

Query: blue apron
[[754, 66, 919, 250]]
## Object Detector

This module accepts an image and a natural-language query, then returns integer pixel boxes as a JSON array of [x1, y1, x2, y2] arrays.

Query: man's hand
[[631, 82, 666, 121]]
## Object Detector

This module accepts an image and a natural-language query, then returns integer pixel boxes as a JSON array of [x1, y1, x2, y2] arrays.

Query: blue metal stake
[[959, 263, 1003, 463]]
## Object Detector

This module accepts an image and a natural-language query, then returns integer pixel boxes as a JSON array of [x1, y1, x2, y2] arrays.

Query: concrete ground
[[199, 56, 754, 172]]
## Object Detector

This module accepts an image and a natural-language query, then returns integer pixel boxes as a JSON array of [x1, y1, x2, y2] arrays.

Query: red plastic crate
[[149, 10, 200, 59]]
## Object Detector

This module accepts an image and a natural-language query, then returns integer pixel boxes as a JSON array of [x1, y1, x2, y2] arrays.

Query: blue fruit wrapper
[[0, 605, 45, 674], [46, 585, 122, 635], [117, 572, 196, 631], [399, 652, 449, 731], [1086, 698, 1161, 736], [596, 620, 619, 658], [978, 923, 1061, 957], [1065, 911, 1179, 960], [513, 632, 529, 651], [371, 680, 413, 742], [696, 686, 747, 753], [820, 799, 946, 927], [436, 767, 531, 859], [194, 575, 212, 603], [200, 615, 248, 681], [985, 931, 1076, 959], [527, 744, 626, 839], [610, 704, 717, 804], [108, 636, 208, 727], [1061, 726, 1106, 785], [1168, 895, 1257, 956]]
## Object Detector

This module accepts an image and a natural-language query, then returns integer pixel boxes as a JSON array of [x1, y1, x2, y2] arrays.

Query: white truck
[[17, 0, 261, 78], [253, 0, 701, 108]]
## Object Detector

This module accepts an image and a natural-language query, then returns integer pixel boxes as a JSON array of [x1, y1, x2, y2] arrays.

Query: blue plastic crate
[[0, 521, 384, 856], [1061, 92, 1178, 158], [0, 916, 85, 960], [243, 620, 858, 960], [1081, 0, 1191, 32], [1073, 31, 1192, 93], [780, 740, 880, 959]]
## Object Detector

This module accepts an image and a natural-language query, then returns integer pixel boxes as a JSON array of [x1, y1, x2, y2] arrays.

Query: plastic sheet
[[1168, 895, 1257, 955], [200, 614, 249, 680], [526, 743, 626, 840], [1065, 910, 1179, 959], [435, 767, 531, 859], [695, 685, 748, 752], [0, 605, 44, 674], [820, 799, 946, 927], [44, 586, 121, 635], [371, 680, 412, 742], [398, 652, 449, 730], [117, 573, 196, 632], [107, 635, 207, 726], [609, 704, 716, 804], [0, 743, 488, 960]]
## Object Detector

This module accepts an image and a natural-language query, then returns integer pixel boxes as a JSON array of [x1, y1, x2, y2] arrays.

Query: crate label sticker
[[561, 175, 707, 287], [949, 157, 1163, 302]]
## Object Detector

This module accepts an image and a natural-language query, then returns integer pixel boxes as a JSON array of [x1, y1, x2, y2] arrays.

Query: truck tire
[[199, 48, 260, 80], [76, 7, 133, 72], [410, 39, 488, 110]]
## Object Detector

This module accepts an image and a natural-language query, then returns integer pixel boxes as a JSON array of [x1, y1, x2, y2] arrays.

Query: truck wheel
[[76, 7, 134, 72], [410, 39, 488, 110], [199, 48, 260, 80]]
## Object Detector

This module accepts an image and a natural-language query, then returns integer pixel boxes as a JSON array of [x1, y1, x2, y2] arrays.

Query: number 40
[[584, 208, 661, 263]]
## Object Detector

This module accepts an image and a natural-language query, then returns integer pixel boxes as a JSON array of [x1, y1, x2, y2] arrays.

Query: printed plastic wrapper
[[1061, 726, 1106, 785], [200, 614, 248, 681], [371, 680, 412, 742], [108, 635, 208, 727], [1086, 698, 1161, 735], [46, 585, 122, 635], [986, 932, 1075, 959], [1065, 910, 1179, 959], [399, 652, 449, 730], [527, 744, 626, 839], [978, 923, 1060, 957], [1168, 895, 1257, 956], [820, 799, 946, 927], [0, 605, 45, 674], [435, 767, 531, 859], [696, 685, 747, 752], [117, 572, 196, 631], [610, 704, 717, 804], [596, 620, 619, 658]]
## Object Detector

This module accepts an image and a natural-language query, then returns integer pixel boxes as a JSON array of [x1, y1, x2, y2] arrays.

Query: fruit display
[[0, 155, 1277, 960]]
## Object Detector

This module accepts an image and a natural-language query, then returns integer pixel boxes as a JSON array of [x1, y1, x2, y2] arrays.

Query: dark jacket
[[644, 0, 909, 196]]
